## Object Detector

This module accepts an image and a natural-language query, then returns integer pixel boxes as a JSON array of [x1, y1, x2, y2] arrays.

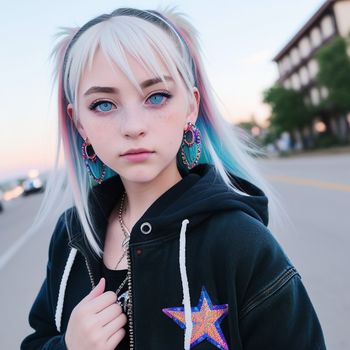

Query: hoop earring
[[81, 138, 106, 184], [181, 122, 201, 170]]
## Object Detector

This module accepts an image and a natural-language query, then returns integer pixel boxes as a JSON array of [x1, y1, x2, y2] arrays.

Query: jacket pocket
[[239, 266, 299, 320]]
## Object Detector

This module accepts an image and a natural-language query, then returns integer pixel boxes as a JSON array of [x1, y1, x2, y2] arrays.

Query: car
[[22, 177, 45, 196], [0, 190, 3, 212]]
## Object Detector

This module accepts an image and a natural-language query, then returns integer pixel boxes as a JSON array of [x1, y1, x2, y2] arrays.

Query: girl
[[21, 7, 326, 350]]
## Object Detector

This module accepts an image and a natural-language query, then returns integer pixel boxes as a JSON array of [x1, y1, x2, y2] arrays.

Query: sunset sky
[[1, 0, 325, 180]]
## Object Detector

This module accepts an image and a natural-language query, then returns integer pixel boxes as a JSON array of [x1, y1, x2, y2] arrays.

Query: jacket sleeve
[[21, 214, 68, 350], [233, 215, 327, 349], [239, 272, 327, 350]]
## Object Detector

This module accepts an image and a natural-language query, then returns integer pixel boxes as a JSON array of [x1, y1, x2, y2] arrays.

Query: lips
[[121, 148, 154, 156], [120, 148, 155, 162]]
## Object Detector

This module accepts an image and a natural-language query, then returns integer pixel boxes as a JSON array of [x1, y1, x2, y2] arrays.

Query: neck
[[121, 163, 183, 230]]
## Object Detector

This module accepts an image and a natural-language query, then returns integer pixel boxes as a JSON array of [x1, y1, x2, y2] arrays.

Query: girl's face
[[68, 49, 199, 185]]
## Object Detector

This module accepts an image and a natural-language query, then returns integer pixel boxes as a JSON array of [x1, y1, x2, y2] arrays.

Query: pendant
[[117, 291, 129, 313]]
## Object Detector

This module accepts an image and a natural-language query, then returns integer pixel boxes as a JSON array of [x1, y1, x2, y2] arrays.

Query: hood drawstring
[[179, 219, 192, 350], [55, 247, 77, 332], [55, 220, 193, 348]]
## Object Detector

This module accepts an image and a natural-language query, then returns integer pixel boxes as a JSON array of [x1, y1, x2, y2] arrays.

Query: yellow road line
[[268, 175, 350, 192]]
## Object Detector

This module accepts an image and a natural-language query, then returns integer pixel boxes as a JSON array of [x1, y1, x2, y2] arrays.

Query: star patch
[[162, 287, 229, 350]]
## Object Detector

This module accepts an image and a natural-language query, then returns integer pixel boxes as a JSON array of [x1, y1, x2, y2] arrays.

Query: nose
[[120, 108, 147, 139]]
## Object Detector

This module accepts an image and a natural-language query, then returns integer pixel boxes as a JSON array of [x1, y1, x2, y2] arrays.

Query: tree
[[315, 35, 350, 140], [263, 85, 313, 148], [316, 36, 350, 112]]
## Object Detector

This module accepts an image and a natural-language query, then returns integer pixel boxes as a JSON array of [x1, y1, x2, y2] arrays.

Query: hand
[[65, 278, 127, 350]]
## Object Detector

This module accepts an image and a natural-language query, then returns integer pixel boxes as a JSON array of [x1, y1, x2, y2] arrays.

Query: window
[[299, 66, 310, 85], [321, 15, 335, 39], [310, 27, 322, 48], [320, 86, 329, 99], [283, 56, 291, 72], [308, 59, 319, 78], [278, 55, 292, 76], [310, 88, 321, 105], [291, 73, 301, 90], [278, 61, 284, 76], [291, 47, 301, 65], [299, 37, 311, 58]]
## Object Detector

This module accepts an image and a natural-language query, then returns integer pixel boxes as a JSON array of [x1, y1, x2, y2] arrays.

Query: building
[[273, 0, 350, 144]]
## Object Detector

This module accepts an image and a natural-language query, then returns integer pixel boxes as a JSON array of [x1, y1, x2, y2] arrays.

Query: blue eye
[[96, 102, 113, 112], [147, 92, 171, 105], [89, 101, 114, 113]]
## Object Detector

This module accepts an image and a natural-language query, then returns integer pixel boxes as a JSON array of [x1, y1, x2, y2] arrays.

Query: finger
[[82, 278, 105, 303], [103, 312, 128, 339], [96, 302, 123, 327], [87, 291, 118, 314], [106, 324, 127, 348]]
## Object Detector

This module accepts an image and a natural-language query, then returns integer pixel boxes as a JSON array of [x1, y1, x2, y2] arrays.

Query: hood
[[89, 163, 269, 349], [88, 163, 268, 245], [56, 163, 268, 348]]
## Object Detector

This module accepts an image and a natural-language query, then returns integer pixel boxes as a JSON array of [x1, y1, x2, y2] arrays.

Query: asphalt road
[[0, 153, 349, 349]]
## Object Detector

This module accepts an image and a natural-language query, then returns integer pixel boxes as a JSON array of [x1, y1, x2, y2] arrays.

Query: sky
[[1, 0, 325, 181]]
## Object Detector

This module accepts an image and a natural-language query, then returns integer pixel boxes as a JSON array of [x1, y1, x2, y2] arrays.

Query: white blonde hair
[[30, 6, 281, 257]]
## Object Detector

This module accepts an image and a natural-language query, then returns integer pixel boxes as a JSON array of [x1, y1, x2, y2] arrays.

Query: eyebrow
[[84, 86, 117, 96], [141, 76, 174, 89], [83, 76, 174, 96]]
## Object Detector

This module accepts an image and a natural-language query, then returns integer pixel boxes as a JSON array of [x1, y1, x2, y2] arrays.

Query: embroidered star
[[162, 287, 229, 350]]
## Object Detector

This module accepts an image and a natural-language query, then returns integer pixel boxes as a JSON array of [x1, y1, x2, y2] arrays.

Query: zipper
[[83, 247, 135, 348], [127, 246, 135, 349], [84, 257, 96, 290], [68, 238, 96, 291]]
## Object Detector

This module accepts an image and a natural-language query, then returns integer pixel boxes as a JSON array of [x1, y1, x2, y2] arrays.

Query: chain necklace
[[114, 192, 130, 269], [114, 192, 130, 300]]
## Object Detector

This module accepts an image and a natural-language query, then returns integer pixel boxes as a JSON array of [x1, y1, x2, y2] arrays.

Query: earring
[[82, 139, 97, 162], [81, 138, 106, 184], [181, 122, 201, 170]]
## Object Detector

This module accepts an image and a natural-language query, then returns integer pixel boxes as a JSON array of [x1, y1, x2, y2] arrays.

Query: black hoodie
[[21, 164, 326, 350]]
